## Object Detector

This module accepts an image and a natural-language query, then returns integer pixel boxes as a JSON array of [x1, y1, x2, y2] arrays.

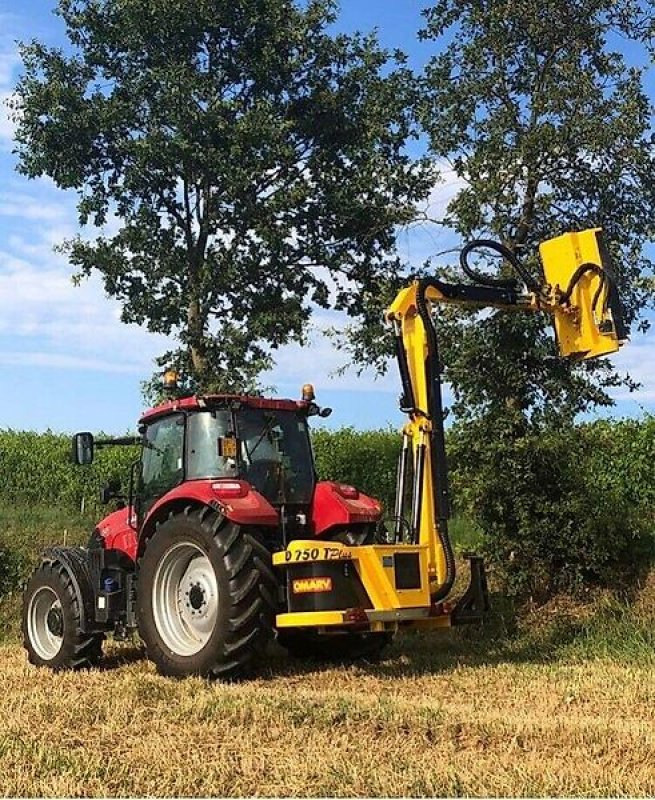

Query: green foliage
[[0, 505, 93, 639], [555, 599, 655, 664], [449, 417, 655, 597], [0, 430, 137, 512], [13, 0, 431, 391], [312, 427, 400, 513], [0, 423, 652, 600], [0, 547, 27, 597]]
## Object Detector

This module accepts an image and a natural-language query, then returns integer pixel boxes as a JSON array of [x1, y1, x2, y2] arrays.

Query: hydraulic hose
[[415, 276, 456, 603], [558, 262, 607, 309], [459, 239, 541, 294]]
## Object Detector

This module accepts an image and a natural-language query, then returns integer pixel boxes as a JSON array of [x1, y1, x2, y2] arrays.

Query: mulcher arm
[[274, 228, 626, 634], [386, 228, 627, 614]]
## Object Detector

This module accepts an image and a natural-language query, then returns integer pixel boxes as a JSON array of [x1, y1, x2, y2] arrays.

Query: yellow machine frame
[[274, 229, 626, 633]]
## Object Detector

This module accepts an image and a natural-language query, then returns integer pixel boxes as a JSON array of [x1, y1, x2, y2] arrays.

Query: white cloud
[[0, 350, 144, 374], [0, 35, 20, 149], [0, 181, 172, 376], [269, 327, 399, 395], [421, 164, 467, 222], [0, 48, 19, 89], [0, 191, 69, 221]]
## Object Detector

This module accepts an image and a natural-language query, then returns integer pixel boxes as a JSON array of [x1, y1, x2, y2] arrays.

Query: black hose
[[415, 276, 456, 603], [558, 262, 606, 307], [460, 239, 541, 294]]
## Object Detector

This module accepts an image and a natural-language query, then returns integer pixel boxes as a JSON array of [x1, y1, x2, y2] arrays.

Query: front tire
[[137, 506, 277, 679], [22, 559, 103, 670]]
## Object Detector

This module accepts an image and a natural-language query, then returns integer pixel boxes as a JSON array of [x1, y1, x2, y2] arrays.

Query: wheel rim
[[152, 541, 218, 657], [28, 586, 64, 660]]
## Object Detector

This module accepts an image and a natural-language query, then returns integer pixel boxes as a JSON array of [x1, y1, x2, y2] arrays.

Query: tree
[[343, 0, 655, 594], [417, 0, 655, 427], [12, 0, 431, 392], [419, 0, 655, 595]]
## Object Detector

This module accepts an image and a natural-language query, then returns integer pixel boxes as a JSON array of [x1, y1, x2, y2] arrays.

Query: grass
[[0, 506, 653, 796]]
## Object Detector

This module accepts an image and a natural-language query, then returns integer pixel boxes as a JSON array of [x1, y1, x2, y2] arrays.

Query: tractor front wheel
[[136, 506, 277, 679], [22, 559, 103, 670]]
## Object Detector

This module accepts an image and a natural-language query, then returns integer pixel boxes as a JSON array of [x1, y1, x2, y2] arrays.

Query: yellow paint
[[274, 539, 433, 630], [540, 229, 622, 359]]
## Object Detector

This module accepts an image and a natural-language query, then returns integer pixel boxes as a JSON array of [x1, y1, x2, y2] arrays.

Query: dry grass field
[[1, 507, 653, 797], [1, 587, 654, 798]]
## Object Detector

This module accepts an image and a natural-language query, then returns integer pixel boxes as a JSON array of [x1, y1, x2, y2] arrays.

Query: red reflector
[[335, 483, 359, 499], [342, 607, 368, 624], [211, 480, 248, 499]]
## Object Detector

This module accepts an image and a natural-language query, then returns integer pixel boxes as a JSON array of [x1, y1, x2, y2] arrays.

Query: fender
[[94, 506, 138, 562], [41, 546, 100, 634], [138, 478, 279, 555], [310, 481, 382, 537]]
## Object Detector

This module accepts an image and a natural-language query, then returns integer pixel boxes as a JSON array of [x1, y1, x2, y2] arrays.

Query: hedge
[[0, 427, 400, 514], [0, 420, 653, 596]]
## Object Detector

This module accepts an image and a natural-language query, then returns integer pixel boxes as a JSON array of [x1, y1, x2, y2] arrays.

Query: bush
[[0, 546, 28, 596], [449, 417, 655, 597], [312, 427, 399, 512], [0, 427, 400, 513], [0, 429, 137, 512], [0, 420, 653, 600]]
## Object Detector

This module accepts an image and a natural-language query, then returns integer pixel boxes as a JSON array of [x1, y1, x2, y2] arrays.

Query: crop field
[[1, 506, 654, 797]]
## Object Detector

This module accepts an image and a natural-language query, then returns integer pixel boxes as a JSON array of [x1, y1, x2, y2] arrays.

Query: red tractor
[[22, 386, 386, 678], [22, 229, 626, 679]]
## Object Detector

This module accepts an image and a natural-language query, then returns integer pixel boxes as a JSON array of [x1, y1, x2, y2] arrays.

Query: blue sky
[[0, 0, 653, 435]]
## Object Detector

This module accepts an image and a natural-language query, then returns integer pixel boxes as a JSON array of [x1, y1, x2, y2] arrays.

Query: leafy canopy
[[13, 0, 432, 392]]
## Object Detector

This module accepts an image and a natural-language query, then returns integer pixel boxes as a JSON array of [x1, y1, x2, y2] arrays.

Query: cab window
[[140, 414, 185, 515], [186, 411, 238, 479]]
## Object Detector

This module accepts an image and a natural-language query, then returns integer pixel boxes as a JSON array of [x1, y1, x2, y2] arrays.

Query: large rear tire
[[278, 630, 392, 663], [22, 559, 103, 670], [137, 505, 277, 679]]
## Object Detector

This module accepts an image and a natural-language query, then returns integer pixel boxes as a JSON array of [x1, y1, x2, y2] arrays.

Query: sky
[[0, 0, 653, 435]]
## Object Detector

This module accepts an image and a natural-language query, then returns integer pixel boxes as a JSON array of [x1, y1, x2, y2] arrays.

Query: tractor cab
[[136, 395, 319, 518]]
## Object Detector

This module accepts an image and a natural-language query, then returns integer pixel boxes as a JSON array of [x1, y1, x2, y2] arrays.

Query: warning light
[[163, 369, 179, 391], [301, 383, 315, 402]]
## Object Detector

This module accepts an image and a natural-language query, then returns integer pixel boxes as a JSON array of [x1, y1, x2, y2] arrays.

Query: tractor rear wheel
[[22, 559, 103, 670], [136, 506, 277, 679], [278, 630, 392, 663]]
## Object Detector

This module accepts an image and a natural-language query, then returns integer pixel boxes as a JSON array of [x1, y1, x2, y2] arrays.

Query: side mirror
[[100, 478, 122, 505], [72, 432, 94, 465], [307, 403, 333, 418]]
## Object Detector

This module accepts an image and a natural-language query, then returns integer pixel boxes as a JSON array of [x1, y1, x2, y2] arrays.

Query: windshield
[[237, 407, 314, 505], [186, 411, 238, 479]]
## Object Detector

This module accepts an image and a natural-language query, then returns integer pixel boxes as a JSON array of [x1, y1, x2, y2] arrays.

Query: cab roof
[[139, 394, 309, 425]]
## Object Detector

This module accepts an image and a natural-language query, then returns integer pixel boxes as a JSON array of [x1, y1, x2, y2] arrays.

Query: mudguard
[[95, 507, 138, 562], [310, 481, 382, 537], [40, 546, 99, 634], [138, 479, 279, 556]]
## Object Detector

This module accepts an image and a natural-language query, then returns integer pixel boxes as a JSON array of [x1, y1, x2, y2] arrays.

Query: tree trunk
[[188, 297, 209, 383]]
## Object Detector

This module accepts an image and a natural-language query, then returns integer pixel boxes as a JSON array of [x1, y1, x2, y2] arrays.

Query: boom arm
[[385, 228, 627, 601]]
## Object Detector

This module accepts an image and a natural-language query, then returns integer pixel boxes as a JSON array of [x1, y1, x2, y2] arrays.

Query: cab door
[[137, 413, 185, 523]]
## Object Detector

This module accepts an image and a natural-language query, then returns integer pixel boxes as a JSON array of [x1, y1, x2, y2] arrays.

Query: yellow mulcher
[[273, 228, 627, 640]]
